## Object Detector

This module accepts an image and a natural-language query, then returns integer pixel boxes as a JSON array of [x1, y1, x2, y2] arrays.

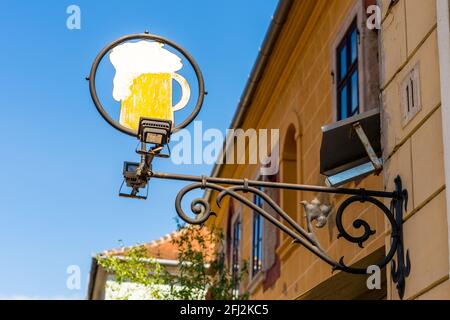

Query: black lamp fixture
[[88, 32, 411, 299], [138, 117, 172, 146]]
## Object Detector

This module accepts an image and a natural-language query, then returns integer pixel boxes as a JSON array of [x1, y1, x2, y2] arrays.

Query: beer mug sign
[[110, 41, 191, 131]]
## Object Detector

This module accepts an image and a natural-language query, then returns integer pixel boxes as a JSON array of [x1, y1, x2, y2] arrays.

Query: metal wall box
[[320, 108, 382, 186]]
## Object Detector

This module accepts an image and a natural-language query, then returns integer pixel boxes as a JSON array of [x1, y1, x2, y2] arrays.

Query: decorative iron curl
[[390, 176, 411, 299], [174, 181, 403, 276], [175, 182, 214, 225], [175, 182, 340, 269], [334, 195, 400, 274]]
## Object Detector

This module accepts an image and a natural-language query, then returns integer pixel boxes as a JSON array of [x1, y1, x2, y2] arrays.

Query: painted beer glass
[[110, 41, 190, 131]]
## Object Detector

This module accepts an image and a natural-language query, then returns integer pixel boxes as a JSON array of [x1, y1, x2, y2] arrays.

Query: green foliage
[[97, 224, 248, 300], [97, 244, 167, 299]]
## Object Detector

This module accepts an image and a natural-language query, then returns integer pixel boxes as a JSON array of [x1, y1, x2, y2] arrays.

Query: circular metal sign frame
[[88, 33, 205, 137]]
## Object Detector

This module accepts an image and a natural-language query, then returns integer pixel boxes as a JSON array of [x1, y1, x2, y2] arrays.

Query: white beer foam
[[110, 41, 183, 101]]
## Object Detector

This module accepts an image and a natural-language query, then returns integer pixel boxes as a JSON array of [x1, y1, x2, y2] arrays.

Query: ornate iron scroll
[[152, 171, 410, 299]]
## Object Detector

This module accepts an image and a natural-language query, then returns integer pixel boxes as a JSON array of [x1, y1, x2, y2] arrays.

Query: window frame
[[251, 187, 264, 277], [231, 212, 242, 296], [331, 0, 379, 123], [336, 19, 360, 121], [247, 172, 280, 294]]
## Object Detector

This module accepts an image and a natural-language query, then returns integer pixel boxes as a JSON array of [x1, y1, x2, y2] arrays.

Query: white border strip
[[436, 0, 450, 274]]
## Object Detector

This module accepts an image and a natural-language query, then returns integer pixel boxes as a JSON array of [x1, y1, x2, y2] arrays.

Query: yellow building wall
[[209, 0, 449, 300], [380, 0, 450, 299], [210, 0, 388, 300]]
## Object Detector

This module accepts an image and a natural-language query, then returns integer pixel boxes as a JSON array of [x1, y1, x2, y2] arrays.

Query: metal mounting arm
[[126, 147, 410, 298], [353, 122, 383, 171]]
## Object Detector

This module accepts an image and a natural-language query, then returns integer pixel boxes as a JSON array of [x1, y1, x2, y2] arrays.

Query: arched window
[[281, 125, 299, 240]]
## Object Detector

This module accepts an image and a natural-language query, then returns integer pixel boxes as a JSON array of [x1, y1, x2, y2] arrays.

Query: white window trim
[[436, 0, 450, 277]]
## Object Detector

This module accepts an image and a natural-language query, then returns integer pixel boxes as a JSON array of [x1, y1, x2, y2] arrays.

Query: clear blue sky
[[0, 1, 277, 299]]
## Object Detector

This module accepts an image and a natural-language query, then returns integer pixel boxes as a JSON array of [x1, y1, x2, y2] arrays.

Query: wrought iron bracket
[[145, 168, 410, 299]]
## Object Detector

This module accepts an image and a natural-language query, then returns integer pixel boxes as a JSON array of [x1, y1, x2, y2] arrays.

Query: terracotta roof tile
[[103, 228, 215, 261]]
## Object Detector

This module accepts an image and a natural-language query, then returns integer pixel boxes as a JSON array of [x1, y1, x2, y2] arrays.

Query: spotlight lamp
[[138, 118, 172, 146], [88, 32, 411, 299], [119, 161, 149, 200]]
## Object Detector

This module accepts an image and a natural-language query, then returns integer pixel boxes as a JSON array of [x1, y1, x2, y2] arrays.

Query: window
[[331, 1, 380, 122], [324, 1, 381, 186], [247, 174, 281, 293], [336, 20, 359, 121], [252, 189, 264, 276], [231, 218, 241, 295], [281, 125, 299, 238]]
